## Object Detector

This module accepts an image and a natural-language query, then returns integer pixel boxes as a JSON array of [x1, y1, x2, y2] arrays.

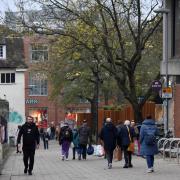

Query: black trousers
[[43, 140, 48, 149], [79, 144, 87, 159], [122, 146, 132, 166], [23, 149, 35, 171], [105, 149, 114, 164]]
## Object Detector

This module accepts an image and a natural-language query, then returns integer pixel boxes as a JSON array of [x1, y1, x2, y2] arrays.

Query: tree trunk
[[132, 103, 143, 123]]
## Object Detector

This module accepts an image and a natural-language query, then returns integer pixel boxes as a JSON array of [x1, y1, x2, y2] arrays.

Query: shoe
[[24, 168, 27, 174], [128, 164, 133, 168], [65, 158, 69, 161], [78, 155, 81, 160], [62, 155, 64, 161], [72, 157, 75, 160], [151, 167, 154, 172], [123, 165, 129, 168], [147, 168, 153, 173], [28, 171, 32, 175], [108, 163, 112, 169]]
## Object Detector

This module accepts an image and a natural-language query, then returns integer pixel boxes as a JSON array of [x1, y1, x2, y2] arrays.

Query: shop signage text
[[25, 99, 39, 104]]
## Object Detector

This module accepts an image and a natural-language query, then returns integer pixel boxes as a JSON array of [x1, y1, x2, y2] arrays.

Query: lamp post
[[154, 8, 170, 135]]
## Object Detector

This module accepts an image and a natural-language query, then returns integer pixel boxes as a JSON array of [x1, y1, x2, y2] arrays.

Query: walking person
[[118, 120, 135, 168], [99, 118, 117, 169], [59, 122, 73, 161], [42, 129, 49, 150], [17, 116, 40, 175], [140, 115, 158, 173], [78, 120, 91, 160], [72, 126, 79, 160]]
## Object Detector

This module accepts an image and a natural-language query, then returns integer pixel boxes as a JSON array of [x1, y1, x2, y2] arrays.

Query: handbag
[[127, 126, 134, 152], [127, 142, 134, 152]]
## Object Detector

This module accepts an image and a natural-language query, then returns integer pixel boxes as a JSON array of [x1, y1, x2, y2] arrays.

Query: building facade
[[23, 36, 66, 127], [0, 36, 27, 137], [161, 0, 180, 137]]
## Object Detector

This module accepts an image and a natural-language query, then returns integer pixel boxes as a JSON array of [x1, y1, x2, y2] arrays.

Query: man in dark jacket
[[99, 118, 117, 169], [118, 120, 135, 168], [17, 116, 40, 175], [78, 119, 91, 160]]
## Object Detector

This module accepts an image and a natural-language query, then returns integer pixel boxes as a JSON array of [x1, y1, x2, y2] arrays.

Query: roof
[[0, 37, 28, 69]]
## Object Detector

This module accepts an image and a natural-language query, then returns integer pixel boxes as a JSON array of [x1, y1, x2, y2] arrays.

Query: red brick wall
[[174, 84, 180, 137]]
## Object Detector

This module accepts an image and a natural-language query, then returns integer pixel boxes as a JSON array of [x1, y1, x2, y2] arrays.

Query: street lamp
[[154, 8, 170, 136]]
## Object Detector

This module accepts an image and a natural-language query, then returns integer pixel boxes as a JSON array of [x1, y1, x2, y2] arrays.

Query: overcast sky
[[0, 0, 17, 15]]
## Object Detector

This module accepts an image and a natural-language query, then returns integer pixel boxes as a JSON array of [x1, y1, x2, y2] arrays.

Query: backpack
[[64, 129, 70, 138], [144, 126, 156, 145]]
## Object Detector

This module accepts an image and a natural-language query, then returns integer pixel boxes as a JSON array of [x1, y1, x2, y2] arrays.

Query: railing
[[158, 138, 180, 163]]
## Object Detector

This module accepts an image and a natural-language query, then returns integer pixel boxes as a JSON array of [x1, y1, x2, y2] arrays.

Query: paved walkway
[[0, 141, 180, 180]]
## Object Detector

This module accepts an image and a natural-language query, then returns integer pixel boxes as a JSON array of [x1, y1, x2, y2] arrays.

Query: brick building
[[23, 36, 66, 127]]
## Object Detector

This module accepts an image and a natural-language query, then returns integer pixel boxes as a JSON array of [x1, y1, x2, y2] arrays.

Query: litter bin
[[9, 136, 15, 147]]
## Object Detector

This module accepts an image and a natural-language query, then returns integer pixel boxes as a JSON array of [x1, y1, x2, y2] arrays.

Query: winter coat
[[78, 123, 91, 145], [140, 119, 158, 155], [117, 125, 135, 147], [59, 126, 73, 144], [99, 122, 117, 151], [72, 129, 79, 147], [17, 122, 40, 150]]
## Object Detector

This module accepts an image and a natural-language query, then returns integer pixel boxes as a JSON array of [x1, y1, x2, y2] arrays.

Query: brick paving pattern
[[1, 141, 180, 180]]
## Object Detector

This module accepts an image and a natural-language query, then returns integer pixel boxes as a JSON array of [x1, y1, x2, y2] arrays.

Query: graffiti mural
[[9, 111, 23, 124], [8, 111, 24, 137]]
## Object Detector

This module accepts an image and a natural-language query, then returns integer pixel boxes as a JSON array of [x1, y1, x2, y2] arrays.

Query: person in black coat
[[17, 116, 40, 175], [59, 122, 73, 161], [99, 118, 117, 169], [118, 120, 135, 168]]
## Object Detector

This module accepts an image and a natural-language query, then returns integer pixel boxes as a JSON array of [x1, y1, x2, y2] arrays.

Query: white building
[[0, 36, 27, 138]]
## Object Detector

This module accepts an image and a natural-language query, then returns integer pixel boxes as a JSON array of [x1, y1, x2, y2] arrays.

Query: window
[[0, 45, 6, 59], [0, 73, 15, 84], [29, 72, 48, 96], [30, 44, 48, 62]]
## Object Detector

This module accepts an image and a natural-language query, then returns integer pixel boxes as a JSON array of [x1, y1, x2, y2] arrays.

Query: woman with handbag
[[118, 120, 135, 168]]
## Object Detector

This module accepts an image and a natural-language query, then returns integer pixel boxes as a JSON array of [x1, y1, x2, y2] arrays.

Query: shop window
[[29, 72, 48, 96], [30, 44, 48, 62], [0, 73, 15, 84], [28, 107, 48, 128]]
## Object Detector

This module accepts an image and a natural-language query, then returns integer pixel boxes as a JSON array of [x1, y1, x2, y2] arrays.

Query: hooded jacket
[[99, 122, 117, 151], [140, 119, 158, 155], [17, 122, 40, 150]]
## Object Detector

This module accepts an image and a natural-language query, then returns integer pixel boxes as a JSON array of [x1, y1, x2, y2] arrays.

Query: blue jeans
[[146, 155, 154, 168]]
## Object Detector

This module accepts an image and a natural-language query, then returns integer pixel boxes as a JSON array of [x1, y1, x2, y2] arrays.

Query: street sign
[[152, 80, 162, 92], [162, 87, 172, 98]]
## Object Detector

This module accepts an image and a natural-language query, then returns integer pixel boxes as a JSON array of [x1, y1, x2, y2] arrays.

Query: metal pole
[[164, 12, 169, 135]]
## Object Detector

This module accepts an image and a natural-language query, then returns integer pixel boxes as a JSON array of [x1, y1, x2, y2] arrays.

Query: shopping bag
[[87, 145, 94, 155], [113, 147, 122, 161], [94, 145, 104, 157]]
